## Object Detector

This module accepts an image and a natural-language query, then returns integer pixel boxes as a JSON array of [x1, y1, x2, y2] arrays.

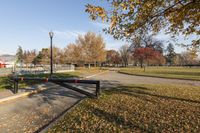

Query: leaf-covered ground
[[48, 84, 200, 132], [119, 67, 200, 80]]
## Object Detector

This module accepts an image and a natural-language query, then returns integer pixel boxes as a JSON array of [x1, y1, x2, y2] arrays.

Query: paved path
[[0, 83, 85, 133], [91, 71, 200, 88], [0, 71, 200, 132]]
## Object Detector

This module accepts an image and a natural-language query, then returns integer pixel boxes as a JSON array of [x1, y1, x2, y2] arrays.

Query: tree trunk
[[140, 60, 143, 68]]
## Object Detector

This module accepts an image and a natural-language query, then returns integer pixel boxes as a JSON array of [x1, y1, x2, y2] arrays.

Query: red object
[[0, 60, 6, 68], [45, 78, 49, 82], [74, 79, 79, 83], [20, 77, 24, 81]]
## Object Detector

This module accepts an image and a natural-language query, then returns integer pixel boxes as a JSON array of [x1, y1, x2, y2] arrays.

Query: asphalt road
[[0, 83, 86, 133], [0, 71, 200, 132], [91, 71, 200, 88]]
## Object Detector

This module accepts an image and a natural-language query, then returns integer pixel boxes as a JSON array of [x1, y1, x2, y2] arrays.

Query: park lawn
[[47, 84, 200, 132], [119, 67, 200, 81], [0, 68, 106, 90]]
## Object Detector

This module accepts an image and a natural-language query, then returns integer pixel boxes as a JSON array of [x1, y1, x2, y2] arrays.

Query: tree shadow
[[83, 104, 150, 132], [105, 84, 200, 104], [34, 99, 83, 133], [28, 83, 86, 105]]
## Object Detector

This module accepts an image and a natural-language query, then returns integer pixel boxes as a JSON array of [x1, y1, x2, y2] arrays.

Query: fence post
[[14, 80, 19, 94], [16, 81, 19, 93], [14, 80, 16, 93], [96, 81, 101, 98]]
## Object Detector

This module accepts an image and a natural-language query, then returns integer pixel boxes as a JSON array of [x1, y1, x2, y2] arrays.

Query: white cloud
[[102, 34, 126, 50], [89, 21, 109, 29], [54, 30, 86, 39], [40, 28, 85, 40]]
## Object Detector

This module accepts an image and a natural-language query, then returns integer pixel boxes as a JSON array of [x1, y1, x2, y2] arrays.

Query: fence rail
[[11, 76, 101, 98], [0, 64, 75, 76]]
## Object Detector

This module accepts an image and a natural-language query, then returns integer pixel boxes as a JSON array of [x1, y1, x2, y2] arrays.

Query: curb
[[0, 84, 59, 103], [84, 71, 108, 79]]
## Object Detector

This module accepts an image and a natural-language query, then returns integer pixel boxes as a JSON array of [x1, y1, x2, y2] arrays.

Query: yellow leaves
[[120, 3, 127, 10], [47, 83, 200, 132], [110, 16, 117, 29], [85, 0, 200, 47], [85, 4, 107, 21]]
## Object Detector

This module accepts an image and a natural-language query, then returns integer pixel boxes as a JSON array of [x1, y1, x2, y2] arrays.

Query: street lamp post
[[49, 31, 54, 77]]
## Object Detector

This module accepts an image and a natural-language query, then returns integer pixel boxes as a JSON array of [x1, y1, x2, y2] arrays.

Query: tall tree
[[166, 43, 176, 66], [52, 47, 62, 64], [63, 43, 84, 65], [16, 46, 23, 63], [106, 50, 121, 66], [86, 0, 200, 47], [32, 52, 43, 66], [119, 44, 130, 67], [39, 48, 50, 65], [173, 54, 184, 66], [23, 49, 37, 66], [180, 51, 199, 66], [133, 47, 162, 68], [76, 32, 106, 67]]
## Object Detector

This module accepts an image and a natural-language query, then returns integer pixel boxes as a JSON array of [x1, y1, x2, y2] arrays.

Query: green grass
[[47, 84, 200, 132], [0, 68, 106, 90], [119, 67, 200, 80], [0, 76, 12, 91]]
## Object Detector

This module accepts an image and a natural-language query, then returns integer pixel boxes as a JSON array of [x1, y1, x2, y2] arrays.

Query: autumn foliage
[[133, 47, 165, 67], [86, 0, 200, 46]]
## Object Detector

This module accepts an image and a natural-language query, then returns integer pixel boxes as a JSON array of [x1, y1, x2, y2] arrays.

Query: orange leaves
[[110, 16, 117, 29], [85, 0, 200, 47], [85, 4, 107, 22], [47, 84, 200, 132]]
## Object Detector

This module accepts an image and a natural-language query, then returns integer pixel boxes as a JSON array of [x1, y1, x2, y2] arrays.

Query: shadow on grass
[[105, 85, 200, 104], [83, 103, 150, 132], [29, 85, 85, 105]]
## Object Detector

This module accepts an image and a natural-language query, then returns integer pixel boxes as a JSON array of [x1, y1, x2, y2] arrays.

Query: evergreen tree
[[166, 43, 176, 66], [16, 45, 23, 63]]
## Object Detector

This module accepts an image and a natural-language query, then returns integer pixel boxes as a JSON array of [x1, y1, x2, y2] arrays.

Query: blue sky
[[0, 0, 189, 55]]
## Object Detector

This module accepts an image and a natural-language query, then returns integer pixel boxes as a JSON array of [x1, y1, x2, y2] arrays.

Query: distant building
[[0, 60, 6, 68], [0, 54, 15, 68]]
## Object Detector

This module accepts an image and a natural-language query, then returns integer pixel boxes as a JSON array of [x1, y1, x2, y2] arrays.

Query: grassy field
[[47, 84, 200, 132], [0, 68, 105, 90], [119, 67, 200, 80]]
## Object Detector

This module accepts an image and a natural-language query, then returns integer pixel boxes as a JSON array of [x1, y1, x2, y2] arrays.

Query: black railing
[[11, 77, 101, 98]]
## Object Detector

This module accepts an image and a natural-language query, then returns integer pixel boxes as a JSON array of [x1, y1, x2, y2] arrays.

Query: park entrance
[[11, 76, 101, 98]]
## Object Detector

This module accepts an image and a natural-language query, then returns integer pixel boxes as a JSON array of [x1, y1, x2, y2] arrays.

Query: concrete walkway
[[0, 83, 86, 132]]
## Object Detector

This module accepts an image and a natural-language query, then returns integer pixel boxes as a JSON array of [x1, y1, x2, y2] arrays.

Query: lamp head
[[49, 31, 54, 38]]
